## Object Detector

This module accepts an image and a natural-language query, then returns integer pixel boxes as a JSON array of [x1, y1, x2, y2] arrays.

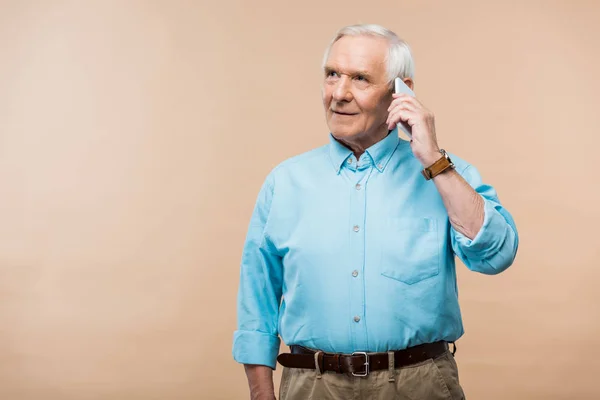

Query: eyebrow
[[324, 66, 374, 79]]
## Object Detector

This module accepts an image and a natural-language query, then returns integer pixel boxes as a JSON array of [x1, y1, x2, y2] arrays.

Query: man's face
[[322, 35, 393, 143]]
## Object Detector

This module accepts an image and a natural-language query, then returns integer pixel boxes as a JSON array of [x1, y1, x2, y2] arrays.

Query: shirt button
[[347, 158, 353, 164], [355, 183, 361, 190], [353, 225, 360, 232], [352, 270, 359, 277], [354, 316, 361, 323], [378, 164, 383, 169]]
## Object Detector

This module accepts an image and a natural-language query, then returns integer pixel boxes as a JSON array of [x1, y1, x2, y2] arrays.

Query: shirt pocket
[[379, 217, 440, 285]]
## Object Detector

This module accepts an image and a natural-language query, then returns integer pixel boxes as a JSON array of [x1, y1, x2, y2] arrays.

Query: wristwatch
[[421, 149, 455, 180]]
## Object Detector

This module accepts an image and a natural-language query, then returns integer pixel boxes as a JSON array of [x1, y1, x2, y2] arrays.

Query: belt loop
[[314, 351, 323, 379], [387, 351, 395, 382], [450, 341, 457, 356]]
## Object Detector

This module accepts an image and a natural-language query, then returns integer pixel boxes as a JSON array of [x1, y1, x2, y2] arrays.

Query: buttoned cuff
[[453, 199, 509, 260], [232, 330, 281, 369]]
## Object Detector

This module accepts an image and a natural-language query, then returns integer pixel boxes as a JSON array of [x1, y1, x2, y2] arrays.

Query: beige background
[[1, 1, 599, 399]]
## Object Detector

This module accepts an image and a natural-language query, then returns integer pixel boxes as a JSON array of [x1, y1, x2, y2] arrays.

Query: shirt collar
[[328, 127, 401, 174]]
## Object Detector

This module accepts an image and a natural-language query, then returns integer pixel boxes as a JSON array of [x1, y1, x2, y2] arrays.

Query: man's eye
[[327, 71, 338, 77], [356, 75, 367, 81]]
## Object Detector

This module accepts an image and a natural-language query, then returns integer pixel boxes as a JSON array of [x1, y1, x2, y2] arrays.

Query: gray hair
[[321, 24, 415, 85]]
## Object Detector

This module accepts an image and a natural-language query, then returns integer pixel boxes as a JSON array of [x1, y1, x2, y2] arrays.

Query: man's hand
[[386, 92, 485, 239], [386, 93, 442, 167], [244, 364, 276, 400]]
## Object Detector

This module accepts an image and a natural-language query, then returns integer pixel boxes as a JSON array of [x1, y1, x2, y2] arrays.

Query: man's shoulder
[[269, 142, 330, 177]]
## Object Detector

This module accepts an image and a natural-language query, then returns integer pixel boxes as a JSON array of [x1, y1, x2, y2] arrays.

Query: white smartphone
[[394, 77, 414, 140]]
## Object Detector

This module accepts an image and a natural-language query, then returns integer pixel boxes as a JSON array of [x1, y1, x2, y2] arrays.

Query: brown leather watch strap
[[421, 149, 455, 180]]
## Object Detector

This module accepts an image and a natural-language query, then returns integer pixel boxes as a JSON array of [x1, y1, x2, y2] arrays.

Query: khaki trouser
[[279, 350, 465, 400]]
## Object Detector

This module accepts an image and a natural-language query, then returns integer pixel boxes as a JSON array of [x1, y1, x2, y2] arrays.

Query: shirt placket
[[346, 154, 373, 351]]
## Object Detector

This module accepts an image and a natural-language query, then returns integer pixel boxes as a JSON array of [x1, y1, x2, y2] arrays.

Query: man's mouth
[[332, 110, 358, 116]]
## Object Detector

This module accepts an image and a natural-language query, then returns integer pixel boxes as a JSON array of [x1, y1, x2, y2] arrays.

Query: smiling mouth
[[332, 111, 358, 116]]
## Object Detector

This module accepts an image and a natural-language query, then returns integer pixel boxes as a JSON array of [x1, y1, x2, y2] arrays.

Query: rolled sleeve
[[233, 330, 281, 369], [232, 171, 284, 369], [451, 165, 519, 274]]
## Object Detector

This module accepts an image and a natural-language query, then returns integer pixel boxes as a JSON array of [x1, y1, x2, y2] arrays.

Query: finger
[[387, 107, 412, 124], [388, 110, 413, 130], [386, 108, 399, 126], [387, 109, 415, 130], [392, 93, 423, 108], [387, 98, 417, 112], [386, 102, 417, 126], [397, 100, 418, 112]]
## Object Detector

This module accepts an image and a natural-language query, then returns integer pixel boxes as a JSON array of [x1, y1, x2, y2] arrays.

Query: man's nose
[[332, 77, 352, 102]]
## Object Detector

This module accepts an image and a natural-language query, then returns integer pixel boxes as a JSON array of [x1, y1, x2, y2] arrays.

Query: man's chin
[[329, 125, 358, 139]]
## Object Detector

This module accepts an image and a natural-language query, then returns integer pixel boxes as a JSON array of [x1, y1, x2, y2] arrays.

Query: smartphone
[[394, 77, 414, 140]]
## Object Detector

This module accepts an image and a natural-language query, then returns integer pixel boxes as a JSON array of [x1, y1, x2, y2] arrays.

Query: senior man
[[233, 23, 519, 400]]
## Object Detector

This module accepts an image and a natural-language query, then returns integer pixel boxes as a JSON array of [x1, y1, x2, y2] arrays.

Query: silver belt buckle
[[351, 352, 369, 377]]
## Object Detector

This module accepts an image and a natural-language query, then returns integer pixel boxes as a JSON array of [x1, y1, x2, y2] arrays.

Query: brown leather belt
[[277, 341, 451, 377]]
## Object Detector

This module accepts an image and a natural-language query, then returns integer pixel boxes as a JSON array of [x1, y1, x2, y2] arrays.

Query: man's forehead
[[325, 35, 387, 75]]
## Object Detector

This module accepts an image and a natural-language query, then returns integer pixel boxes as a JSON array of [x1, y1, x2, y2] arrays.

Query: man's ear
[[403, 78, 414, 91]]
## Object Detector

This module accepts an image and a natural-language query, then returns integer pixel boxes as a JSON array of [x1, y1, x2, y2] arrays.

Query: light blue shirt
[[232, 128, 519, 369]]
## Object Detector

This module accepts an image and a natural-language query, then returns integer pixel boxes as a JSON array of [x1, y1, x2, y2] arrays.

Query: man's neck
[[337, 127, 390, 160]]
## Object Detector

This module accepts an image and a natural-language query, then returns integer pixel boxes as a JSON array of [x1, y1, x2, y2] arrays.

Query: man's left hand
[[386, 93, 442, 167]]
